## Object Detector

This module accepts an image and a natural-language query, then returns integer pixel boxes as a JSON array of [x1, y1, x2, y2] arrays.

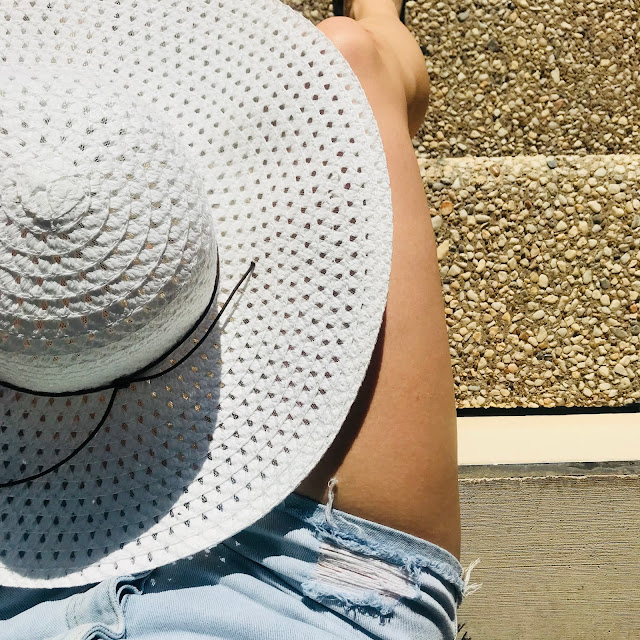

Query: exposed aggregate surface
[[283, 0, 640, 407]]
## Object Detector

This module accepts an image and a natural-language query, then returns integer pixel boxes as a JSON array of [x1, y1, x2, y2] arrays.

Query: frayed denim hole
[[303, 502, 458, 585], [293, 479, 420, 621], [300, 537, 425, 623], [294, 478, 481, 615]]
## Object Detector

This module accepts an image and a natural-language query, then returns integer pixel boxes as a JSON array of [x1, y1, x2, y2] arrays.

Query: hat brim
[[0, 0, 392, 587]]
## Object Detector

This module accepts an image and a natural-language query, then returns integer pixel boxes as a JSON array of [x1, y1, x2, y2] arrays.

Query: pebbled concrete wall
[[282, 0, 640, 407]]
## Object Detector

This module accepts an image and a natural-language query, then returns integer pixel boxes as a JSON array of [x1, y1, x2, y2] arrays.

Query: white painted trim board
[[457, 413, 640, 465]]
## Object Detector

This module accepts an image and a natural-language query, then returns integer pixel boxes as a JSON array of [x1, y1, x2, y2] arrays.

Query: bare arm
[[295, 7, 460, 560]]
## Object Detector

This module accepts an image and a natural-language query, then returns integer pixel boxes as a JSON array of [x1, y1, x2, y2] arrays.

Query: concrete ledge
[[457, 464, 639, 639]]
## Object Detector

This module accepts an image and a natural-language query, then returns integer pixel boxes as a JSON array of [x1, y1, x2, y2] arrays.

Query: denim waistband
[[1, 484, 481, 640]]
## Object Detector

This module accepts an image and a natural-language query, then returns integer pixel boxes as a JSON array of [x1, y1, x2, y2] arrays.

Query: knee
[[316, 17, 383, 78]]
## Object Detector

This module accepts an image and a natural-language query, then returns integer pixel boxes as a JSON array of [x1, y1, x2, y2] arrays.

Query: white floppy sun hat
[[0, 0, 392, 587]]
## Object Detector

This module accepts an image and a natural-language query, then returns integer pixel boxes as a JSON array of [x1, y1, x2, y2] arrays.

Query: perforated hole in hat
[[0, 0, 392, 587]]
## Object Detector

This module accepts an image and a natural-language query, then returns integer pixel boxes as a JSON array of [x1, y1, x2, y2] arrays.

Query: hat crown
[[16, 169, 90, 226], [0, 66, 218, 393]]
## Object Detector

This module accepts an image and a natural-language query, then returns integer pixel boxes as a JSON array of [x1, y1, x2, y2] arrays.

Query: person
[[0, 0, 480, 638], [296, 0, 461, 561]]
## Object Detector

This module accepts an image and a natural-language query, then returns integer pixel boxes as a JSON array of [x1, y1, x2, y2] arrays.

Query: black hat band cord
[[0, 259, 256, 489]]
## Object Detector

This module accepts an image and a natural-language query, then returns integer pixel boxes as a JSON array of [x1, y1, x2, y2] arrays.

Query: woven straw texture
[[0, 0, 392, 587]]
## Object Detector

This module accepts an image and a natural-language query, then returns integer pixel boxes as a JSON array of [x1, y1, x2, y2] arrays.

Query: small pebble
[[437, 239, 450, 260], [538, 274, 549, 288], [588, 201, 602, 213], [613, 363, 627, 376], [441, 200, 454, 215], [546, 157, 557, 169]]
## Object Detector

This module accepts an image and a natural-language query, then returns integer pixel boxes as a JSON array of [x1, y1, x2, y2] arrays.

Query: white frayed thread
[[324, 477, 368, 540], [461, 558, 483, 597], [324, 477, 339, 526], [315, 540, 416, 600]]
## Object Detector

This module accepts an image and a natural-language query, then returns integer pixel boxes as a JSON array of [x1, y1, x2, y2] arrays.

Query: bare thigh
[[294, 16, 461, 561]]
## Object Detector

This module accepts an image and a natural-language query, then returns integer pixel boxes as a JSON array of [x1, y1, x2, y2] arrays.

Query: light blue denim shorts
[[0, 489, 480, 640]]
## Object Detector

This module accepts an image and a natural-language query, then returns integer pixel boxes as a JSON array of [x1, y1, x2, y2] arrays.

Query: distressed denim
[[0, 483, 481, 640]]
